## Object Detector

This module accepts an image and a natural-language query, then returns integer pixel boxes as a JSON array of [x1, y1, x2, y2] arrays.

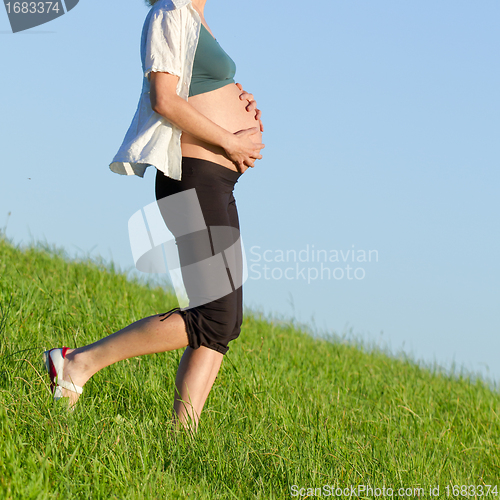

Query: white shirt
[[109, 0, 202, 180]]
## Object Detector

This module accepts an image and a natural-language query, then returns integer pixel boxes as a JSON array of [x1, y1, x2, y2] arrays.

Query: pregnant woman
[[43, 0, 265, 433]]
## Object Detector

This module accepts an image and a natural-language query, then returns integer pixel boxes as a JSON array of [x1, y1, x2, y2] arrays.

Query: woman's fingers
[[236, 85, 256, 109], [235, 82, 252, 101], [238, 90, 254, 101], [252, 108, 263, 132], [255, 108, 263, 129], [245, 100, 257, 112], [236, 126, 260, 136], [251, 146, 264, 163], [229, 127, 264, 170], [235, 84, 262, 129]]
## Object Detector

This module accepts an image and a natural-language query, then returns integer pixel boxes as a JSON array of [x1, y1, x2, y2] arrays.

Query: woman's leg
[[172, 346, 224, 432], [55, 310, 225, 414], [56, 161, 242, 423], [169, 189, 244, 432], [57, 311, 189, 407], [156, 158, 244, 431]]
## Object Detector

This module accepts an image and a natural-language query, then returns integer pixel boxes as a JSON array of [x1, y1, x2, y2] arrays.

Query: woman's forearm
[[154, 95, 234, 151]]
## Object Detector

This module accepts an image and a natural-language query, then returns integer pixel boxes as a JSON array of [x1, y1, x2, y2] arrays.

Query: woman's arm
[[150, 71, 265, 170]]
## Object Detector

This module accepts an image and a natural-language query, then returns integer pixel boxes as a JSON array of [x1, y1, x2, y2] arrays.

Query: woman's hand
[[223, 127, 265, 174], [236, 83, 264, 133]]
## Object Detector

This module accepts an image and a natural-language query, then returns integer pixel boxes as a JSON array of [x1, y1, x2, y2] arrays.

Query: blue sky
[[1, 0, 499, 385]]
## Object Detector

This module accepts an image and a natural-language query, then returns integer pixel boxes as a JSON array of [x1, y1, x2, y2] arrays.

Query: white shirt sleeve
[[143, 7, 183, 82]]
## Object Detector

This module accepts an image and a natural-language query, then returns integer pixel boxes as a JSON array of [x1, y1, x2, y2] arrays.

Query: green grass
[[0, 232, 499, 499]]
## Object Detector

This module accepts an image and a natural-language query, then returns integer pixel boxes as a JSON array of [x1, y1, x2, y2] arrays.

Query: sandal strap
[[56, 378, 83, 394]]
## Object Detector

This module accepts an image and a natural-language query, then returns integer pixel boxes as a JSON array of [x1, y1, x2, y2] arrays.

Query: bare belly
[[181, 83, 262, 172]]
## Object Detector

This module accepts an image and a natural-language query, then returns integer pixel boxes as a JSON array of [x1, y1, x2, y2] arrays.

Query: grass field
[[0, 233, 499, 499]]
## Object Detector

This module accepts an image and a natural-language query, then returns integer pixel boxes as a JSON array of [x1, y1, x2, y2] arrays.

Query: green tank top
[[188, 23, 236, 98]]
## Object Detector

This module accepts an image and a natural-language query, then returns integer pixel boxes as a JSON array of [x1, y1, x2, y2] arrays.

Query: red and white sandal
[[43, 347, 83, 401]]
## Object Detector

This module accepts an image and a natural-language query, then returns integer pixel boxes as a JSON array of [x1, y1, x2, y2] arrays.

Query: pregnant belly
[[180, 83, 262, 172]]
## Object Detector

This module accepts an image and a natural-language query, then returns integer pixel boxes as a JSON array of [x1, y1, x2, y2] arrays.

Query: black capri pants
[[155, 157, 243, 355]]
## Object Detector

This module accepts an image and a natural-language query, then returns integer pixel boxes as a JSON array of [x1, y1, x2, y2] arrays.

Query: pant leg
[[226, 191, 243, 343], [155, 157, 243, 355]]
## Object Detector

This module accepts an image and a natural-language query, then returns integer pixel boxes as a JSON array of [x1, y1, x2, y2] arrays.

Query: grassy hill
[[0, 234, 499, 499]]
